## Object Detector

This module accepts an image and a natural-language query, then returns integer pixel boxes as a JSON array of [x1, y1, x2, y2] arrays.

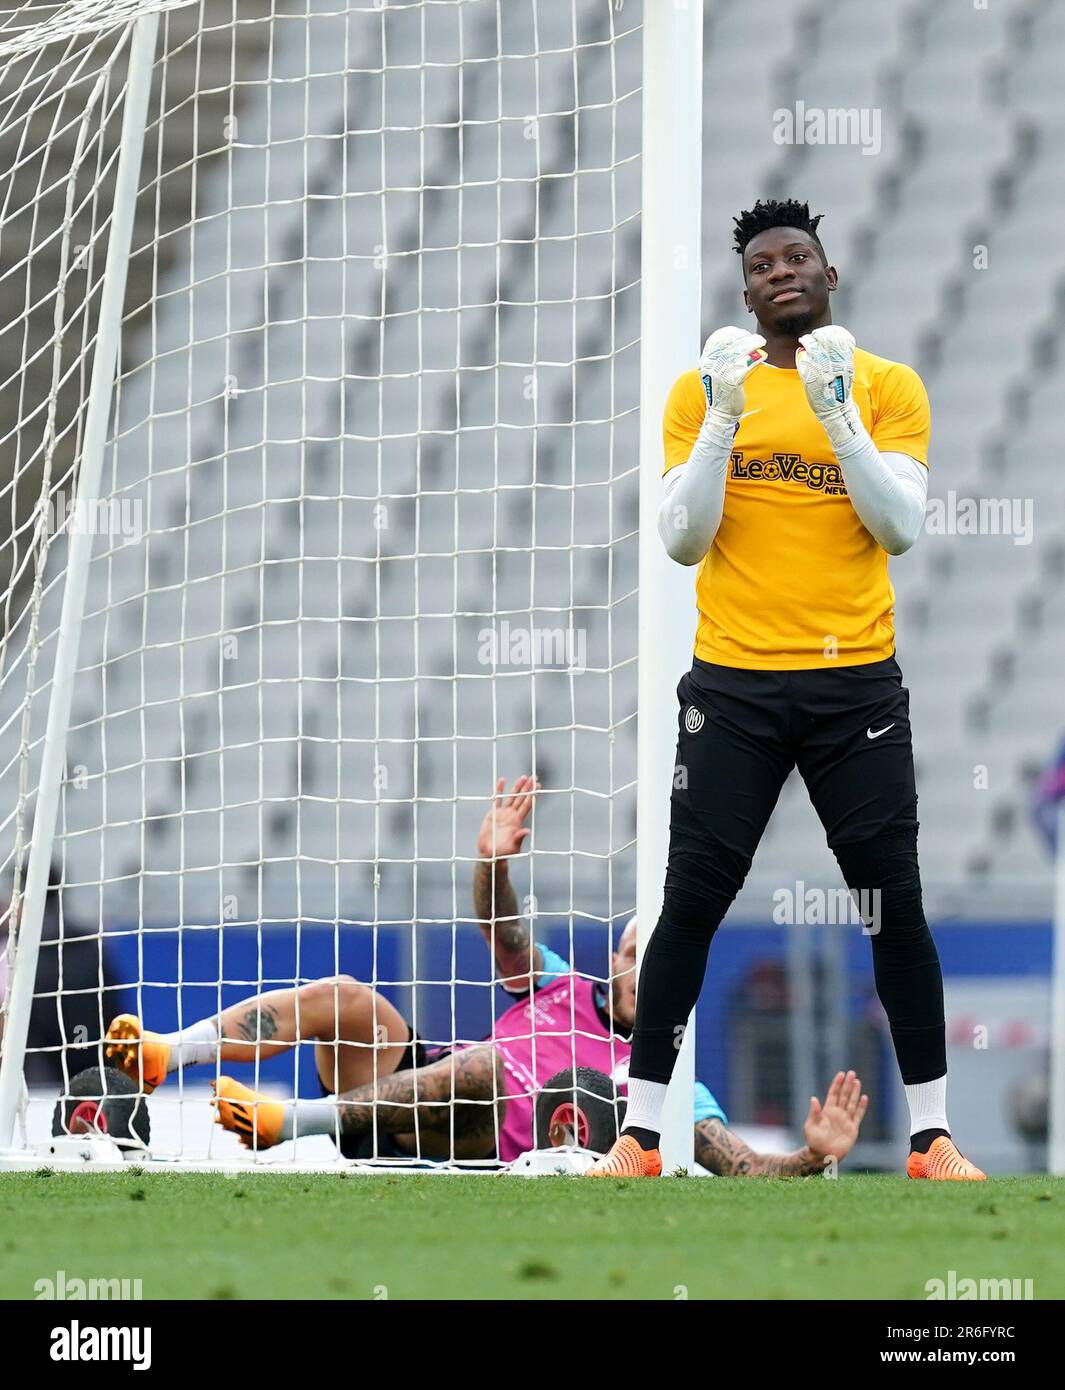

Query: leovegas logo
[[730, 451, 848, 495]]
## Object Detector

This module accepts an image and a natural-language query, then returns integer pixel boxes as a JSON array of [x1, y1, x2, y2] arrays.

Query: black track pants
[[631, 655, 945, 1089]]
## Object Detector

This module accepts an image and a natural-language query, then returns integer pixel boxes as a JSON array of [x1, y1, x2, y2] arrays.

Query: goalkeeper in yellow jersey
[[589, 198, 984, 1182]]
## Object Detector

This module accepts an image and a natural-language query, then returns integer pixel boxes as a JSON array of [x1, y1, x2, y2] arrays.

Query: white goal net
[[0, 0, 666, 1168]]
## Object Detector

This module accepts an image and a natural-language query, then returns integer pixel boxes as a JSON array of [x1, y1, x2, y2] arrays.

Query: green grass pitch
[[2, 1171, 1063, 1301]]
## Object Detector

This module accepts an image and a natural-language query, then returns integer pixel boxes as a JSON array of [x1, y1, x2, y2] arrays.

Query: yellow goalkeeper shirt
[[662, 348, 931, 669]]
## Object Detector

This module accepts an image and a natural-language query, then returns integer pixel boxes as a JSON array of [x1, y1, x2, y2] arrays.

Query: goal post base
[[504, 1145, 598, 1177], [0, 1146, 505, 1176], [0, 1142, 714, 1179], [0, 1136, 130, 1171]]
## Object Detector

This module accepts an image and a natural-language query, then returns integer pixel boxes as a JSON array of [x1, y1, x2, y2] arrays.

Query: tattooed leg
[[210, 975, 410, 1086], [336, 1044, 506, 1161], [309, 978, 411, 1094]]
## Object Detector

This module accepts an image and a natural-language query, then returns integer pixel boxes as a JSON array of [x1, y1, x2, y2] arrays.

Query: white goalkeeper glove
[[699, 326, 766, 440], [795, 325, 863, 454]]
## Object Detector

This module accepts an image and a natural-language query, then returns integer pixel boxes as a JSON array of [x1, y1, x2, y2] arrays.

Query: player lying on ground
[[589, 198, 983, 1182], [103, 777, 867, 1173]]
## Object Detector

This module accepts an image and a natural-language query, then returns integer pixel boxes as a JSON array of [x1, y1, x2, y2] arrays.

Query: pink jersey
[[484, 972, 630, 1163]]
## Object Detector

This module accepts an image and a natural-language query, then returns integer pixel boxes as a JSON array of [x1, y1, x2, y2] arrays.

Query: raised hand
[[699, 325, 767, 426], [477, 775, 539, 861], [795, 324, 856, 419], [803, 1069, 869, 1164]]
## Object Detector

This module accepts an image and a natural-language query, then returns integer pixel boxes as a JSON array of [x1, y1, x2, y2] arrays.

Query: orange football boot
[[584, 1133, 662, 1178], [212, 1076, 285, 1150], [906, 1136, 986, 1181], [104, 1014, 171, 1093]]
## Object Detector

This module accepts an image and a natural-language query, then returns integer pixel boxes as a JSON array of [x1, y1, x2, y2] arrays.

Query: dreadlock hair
[[732, 199, 826, 268]]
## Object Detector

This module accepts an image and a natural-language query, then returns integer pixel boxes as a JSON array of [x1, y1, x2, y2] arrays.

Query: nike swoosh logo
[[867, 724, 895, 740], [736, 409, 762, 422]]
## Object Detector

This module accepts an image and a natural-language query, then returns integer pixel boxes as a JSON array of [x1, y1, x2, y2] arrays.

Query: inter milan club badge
[[684, 706, 705, 734]]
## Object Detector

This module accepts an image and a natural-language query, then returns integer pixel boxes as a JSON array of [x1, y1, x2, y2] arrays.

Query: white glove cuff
[[817, 400, 865, 456], [699, 406, 741, 449]]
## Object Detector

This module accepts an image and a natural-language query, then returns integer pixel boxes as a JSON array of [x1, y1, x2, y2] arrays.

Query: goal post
[[0, 6, 162, 1153], [1050, 800, 1065, 1175], [0, 0, 702, 1172], [637, 0, 702, 1175]]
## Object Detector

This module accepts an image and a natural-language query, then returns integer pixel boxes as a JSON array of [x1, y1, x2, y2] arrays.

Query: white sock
[[161, 1017, 220, 1072], [905, 1075, 949, 1137], [623, 1077, 669, 1139], [282, 1099, 340, 1142]]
